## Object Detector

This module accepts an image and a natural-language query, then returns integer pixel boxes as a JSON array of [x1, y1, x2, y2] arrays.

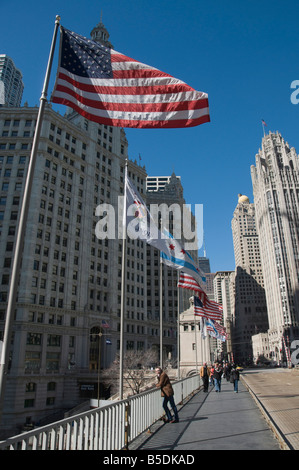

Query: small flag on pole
[[51, 27, 210, 129], [101, 320, 110, 328], [206, 318, 227, 342]]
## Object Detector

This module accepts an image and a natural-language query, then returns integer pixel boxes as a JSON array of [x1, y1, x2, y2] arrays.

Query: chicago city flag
[[51, 27, 210, 128], [125, 174, 205, 285]]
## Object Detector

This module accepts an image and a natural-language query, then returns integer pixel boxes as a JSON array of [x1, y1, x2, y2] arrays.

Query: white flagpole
[[119, 159, 128, 399], [0, 15, 61, 422]]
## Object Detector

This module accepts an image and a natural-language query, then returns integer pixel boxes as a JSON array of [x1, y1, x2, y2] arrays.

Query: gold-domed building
[[238, 194, 250, 204]]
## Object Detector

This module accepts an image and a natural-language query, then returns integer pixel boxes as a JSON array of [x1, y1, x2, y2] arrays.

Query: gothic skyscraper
[[251, 131, 299, 360]]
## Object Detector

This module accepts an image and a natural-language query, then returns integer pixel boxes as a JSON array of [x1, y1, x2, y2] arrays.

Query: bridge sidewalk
[[131, 376, 283, 451]]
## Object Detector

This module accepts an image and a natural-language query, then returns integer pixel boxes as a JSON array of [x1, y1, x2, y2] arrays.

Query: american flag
[[193, 295, 223, 322], [51, 27, 210, 129], [101, 320, 110, 328], [177, 272, 206, 295], [193, 295, 206, 318]]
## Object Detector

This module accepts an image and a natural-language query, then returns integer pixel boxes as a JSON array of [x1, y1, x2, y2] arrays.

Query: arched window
[[25, 382, 36, 393]]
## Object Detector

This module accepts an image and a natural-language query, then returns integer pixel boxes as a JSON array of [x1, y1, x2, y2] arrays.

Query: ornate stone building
[[251, 131, 299, 361]]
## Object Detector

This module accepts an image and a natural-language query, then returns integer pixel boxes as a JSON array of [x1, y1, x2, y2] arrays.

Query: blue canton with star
[[194, 296, 204, 308], [60, 27, 113, 79]]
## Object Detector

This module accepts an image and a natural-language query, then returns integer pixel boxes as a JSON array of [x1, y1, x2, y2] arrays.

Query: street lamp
[[90, 330, 110, 407]]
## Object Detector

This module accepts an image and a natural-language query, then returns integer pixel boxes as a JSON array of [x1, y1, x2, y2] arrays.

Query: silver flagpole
[[177, 272, 180, 379], [119, 159, 128, 399], [0, 15, 61, 422], [194, 314, 198, 373], [159, 256, 163, 367]]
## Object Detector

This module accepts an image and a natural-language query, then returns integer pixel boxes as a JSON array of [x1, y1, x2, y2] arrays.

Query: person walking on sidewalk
[[155, 367, 179, 423], [230, 365, 240, 393], [200, 362, 211, 392], [223, 362, 232, 382], [213, 363, 223, 392], [209, 365, 215, 387]]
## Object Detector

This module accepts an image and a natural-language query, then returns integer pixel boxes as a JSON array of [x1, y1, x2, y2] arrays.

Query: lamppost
[[90, 330, 103, 407]]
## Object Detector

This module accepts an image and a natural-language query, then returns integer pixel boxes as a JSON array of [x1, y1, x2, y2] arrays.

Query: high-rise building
[[213, 271, 235, 361], [231, 194, 268, 363], [146, 175, 181, 192], [198, 256, 211, 274], [0, 55, 24, 107], [0, 101, 145, 436], [251, 131, 299, 360]]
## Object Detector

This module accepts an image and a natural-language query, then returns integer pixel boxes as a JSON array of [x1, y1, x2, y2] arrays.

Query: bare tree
[[103, 349, 158, 396]]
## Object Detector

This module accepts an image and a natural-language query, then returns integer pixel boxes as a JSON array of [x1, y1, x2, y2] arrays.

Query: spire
[[90, 15, 113, 48]]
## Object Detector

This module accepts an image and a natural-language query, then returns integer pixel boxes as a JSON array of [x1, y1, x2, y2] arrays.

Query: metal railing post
[[124, 401, 130, 450]]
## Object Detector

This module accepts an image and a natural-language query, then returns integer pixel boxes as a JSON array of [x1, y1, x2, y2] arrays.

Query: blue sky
[[1, 0, 299, 272]]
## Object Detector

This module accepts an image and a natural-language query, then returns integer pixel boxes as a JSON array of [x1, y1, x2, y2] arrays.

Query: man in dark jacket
[[200, 363, 211, 392], [155, 367, 179, 423], [230, 365, 240, 393], [213, 363, 223, 392]]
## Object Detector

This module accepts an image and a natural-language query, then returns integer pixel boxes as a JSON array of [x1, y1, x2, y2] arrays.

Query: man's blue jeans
[[214, 378, 221, 392], [163, 395, 179, 421]]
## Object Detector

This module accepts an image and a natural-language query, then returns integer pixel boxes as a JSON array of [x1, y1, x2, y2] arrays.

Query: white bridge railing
[[0, 374, 201, 450]]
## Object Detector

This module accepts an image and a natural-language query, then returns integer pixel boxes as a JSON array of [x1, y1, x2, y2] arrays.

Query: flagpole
[[194, 314, 198, 373], [159, 255, 163, 368], [262, 119, 266, 137], [177, 272, 180, 379], [0, 15, 61, 423], [119, 159, 128, 399]]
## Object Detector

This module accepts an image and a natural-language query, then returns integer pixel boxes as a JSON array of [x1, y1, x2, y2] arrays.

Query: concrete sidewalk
[[133, 377, 281, 451], [241, 368, 299, 450]]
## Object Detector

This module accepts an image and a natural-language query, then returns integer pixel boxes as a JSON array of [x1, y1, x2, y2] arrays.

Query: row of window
[[27, 333, 75, 347], [0, 142, 30, 150], [2, 119, 33, 127]]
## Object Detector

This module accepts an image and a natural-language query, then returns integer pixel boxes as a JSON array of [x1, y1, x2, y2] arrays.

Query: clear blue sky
[[1, 0, 299, 272]]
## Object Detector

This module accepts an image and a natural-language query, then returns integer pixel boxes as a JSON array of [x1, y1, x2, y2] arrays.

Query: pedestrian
[[155, 367, 179, 423], [223, 362, 232, 382], [213, 363, 223, 392], [230, 365, 240, 393], [209, 365, 215, 387], [200, 362, 210, 392]]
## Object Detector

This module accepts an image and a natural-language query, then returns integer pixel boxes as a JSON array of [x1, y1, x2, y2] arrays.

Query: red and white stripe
[[177, 272, 205, 295], [194, 298, 223, 322]]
